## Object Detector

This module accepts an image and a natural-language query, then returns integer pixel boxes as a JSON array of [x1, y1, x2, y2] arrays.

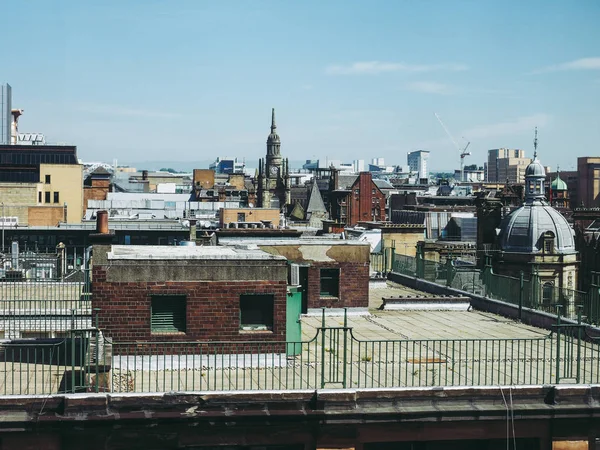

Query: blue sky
[[3, 0, 600, 171]]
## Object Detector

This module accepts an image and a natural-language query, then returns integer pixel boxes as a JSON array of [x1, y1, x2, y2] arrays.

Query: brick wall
[[83, 181, 109, 215], [306, 261, 369, 309], [28, 206, 65, 226], [92, 265, 287, 349]]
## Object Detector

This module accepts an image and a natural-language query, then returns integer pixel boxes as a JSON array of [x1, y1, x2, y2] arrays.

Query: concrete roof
[[221, 238, 370, 247], [107, 244, 286, 261]]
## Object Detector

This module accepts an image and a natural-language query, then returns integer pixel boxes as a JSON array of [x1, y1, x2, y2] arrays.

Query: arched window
[[542, 282, 554, 304]]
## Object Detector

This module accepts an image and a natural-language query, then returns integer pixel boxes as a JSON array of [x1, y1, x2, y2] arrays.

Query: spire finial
[[533, 127, 538, 159], [271, 108, 276, 132]]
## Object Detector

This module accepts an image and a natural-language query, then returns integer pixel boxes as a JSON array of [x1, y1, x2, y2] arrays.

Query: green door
[[286, 287, 302, 356]]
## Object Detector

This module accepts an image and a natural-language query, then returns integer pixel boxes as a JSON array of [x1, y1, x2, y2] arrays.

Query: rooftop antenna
[[533, 127, 538, 159]]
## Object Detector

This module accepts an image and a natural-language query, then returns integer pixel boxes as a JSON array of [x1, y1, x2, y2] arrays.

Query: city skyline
[[3, 0, 600, 171]]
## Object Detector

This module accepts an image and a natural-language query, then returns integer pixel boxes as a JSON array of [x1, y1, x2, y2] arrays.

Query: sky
[[3, 0, 600, 171]]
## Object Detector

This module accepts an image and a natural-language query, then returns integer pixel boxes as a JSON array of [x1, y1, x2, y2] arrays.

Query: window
[[240, 294, 274, 330], [38, 191, 42, 203], [53, 192, 59, 203], [542, 283, 554, 304], [151, 295, 186, 333], [45, 174, 51, 184], [542, 231, 555, 254], [320, 268, 340, 297], [237, 212, 246, 222], [44, 191, 51, 203]]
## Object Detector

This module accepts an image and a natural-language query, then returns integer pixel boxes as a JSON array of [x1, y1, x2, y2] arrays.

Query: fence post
[[342, 308, 348, 389], [416, 246, 424, 279], [445, 257, 453, 287], [518, 271, 524, 321], [94, 309, 100, 393], [589, 272, 600, 325], [555, 305, 563, 384], [71, 309, 76, 393], [320, 308, 326, 389], [576, 305, 583, 384]]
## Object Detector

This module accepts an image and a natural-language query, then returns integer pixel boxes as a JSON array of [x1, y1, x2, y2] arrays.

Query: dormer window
[[542, 231, 555, 254]]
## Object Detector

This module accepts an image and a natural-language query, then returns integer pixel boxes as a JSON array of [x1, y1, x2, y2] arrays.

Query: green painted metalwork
[[286, 287, 302, 356]]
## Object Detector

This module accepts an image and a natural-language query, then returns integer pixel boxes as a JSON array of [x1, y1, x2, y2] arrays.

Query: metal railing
[[1, 309, 599, 395], [392, 254, 600, 324], [0, 271, 91, 339]]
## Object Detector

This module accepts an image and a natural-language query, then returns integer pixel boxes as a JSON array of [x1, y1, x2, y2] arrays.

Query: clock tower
[[257, 108, 290, 210]]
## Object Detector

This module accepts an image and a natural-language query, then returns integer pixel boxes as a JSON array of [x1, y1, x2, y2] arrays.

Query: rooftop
[[107, 244, 286, 261]]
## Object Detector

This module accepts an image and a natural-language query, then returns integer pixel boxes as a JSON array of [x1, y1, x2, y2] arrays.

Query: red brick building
[[91, 245, 288, 346], [329, 171, 386, 226], [221, 239, 371, 313]]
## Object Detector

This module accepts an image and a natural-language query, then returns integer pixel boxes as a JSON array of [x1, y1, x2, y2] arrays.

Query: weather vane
[[533, 127, 538, 159]]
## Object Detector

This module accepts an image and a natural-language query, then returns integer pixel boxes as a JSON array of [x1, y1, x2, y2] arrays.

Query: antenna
[[533, 127, 538, 159], [434, 113, 471, 182]]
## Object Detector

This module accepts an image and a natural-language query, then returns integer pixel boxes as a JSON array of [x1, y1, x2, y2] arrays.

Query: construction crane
[[434, 113, 471, 182]]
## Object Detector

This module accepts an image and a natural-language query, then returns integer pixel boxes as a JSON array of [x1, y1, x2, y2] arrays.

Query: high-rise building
[[577, 157, 600, 207], [0, 84, 11, 145], [407, 150, 430, 180], [487, 148, 531, 183]]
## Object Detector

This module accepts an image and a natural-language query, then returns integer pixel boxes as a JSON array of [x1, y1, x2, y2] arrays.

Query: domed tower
[[494, 129, 578, 310], [550, 167, 569, 209], [257, 109, 290, 210]]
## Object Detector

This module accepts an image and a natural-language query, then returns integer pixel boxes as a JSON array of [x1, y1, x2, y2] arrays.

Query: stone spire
[[271, 108, 276, 133]]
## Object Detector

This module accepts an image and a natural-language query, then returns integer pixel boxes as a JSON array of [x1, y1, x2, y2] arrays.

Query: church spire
[[271, 108, 276, 133]]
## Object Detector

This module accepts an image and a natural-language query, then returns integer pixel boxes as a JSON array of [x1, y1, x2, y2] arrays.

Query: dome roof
[[498, 204, 575, 254], [551, 175, 568, 191], [267, 131, 280, 144], [525, 159, 545, 177]]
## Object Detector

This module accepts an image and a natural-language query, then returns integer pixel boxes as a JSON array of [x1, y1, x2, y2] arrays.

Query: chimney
[[89, 210, 114, 245], [96, 210, 109, 234]]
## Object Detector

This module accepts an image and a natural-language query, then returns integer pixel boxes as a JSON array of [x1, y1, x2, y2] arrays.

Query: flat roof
[[220, 238, 370, 246], [107, 244, 286, 261]]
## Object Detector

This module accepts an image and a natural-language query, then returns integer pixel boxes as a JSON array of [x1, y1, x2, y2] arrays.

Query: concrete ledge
[[0, 385, 599, 426], [382, 295, 470, 311], [304, 308, 370, 317]]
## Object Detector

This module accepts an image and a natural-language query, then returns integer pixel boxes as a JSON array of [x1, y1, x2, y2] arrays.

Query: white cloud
[[531, 57, 600, 74], [325, 61, 468, 75], [462, 114, 551, 140], [416, 113, 551, 150], [405, 81, 453, 95]]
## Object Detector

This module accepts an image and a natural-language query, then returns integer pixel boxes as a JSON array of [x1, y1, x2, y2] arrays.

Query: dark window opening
[[542, 283, 554, 304], [38, 191, 42, 203], [45, 174, 51, 184], [53, 192, 59, 204], [240, 294, 274, 330], [44, 191, 50, 203], [320, 268, 340, 297], [237, 212, 246, 222], [151, 295, 186, 333]]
